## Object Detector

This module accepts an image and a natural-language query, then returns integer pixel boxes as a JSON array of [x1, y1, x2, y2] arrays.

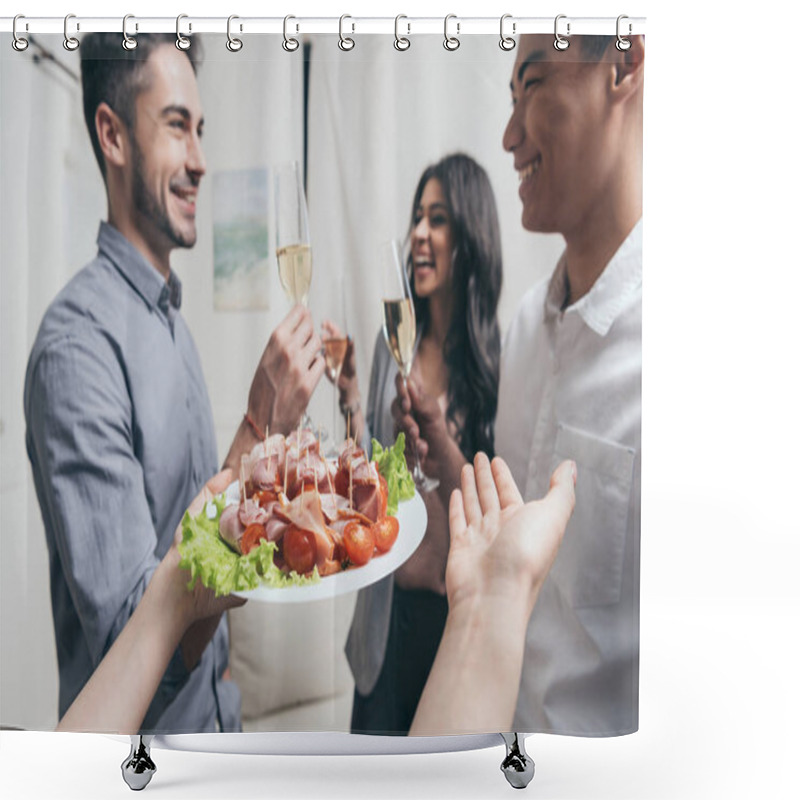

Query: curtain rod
[[1, 16, 646, 37]]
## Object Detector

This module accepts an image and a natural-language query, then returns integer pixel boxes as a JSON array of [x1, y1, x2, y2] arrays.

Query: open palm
[[445, 454, 576, 618]]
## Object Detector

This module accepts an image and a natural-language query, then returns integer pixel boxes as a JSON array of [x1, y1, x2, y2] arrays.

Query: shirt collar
[[545, 218, 642, 336], [97, 221, 183, 315]]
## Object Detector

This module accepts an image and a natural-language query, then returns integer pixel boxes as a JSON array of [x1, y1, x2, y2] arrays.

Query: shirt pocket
[[550, 423, 635, 608]]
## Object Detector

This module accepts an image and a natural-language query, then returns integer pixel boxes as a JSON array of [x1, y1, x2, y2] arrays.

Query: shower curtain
[[0, 22, 642, 740]]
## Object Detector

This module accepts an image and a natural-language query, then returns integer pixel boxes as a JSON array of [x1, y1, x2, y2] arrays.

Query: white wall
[[1, 40, 105, 730]]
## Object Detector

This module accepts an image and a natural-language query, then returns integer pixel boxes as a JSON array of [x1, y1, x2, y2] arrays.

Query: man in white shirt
[[395, 33, 644, 735]]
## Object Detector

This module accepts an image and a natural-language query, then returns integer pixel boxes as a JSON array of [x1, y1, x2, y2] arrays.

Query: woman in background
[[326, 153, 504, 734]]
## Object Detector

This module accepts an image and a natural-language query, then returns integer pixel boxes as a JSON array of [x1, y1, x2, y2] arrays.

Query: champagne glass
[[322, 278, 349, 456], [380, 239, 439, 492], [323, 333, 348, 455], [275, 160, 312, 307], [275, 160, 317, 434]]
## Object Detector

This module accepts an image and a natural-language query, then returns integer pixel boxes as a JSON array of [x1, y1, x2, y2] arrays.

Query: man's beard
[[131, 136, 196, 249]]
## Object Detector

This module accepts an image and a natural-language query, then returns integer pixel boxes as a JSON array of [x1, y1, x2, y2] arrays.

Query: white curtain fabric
[[1, 31, 565, 732], [1, 41, 104, 730]]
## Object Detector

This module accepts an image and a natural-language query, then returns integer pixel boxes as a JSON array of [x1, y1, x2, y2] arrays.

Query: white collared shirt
[[495, 219, 642, 736]]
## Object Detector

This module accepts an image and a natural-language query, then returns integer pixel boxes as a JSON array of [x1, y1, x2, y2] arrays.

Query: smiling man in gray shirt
[[23, 33, 324, 733]]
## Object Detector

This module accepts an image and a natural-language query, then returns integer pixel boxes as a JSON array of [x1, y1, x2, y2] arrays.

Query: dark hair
[[408, 154, 503, 461], [80, 33, 203, 179], [578, 35, 615, 61]]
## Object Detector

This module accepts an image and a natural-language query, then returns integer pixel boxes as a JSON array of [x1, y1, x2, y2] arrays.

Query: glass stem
[[402, 375, 422, 478], [332, 375, 338, 445]]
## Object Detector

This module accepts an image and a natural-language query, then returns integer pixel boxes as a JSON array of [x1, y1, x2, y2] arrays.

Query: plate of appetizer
[[178, 430, 427, 603]]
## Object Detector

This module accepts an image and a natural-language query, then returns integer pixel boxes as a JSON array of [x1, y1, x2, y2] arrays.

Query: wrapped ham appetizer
[[178, 431, 415, 595]]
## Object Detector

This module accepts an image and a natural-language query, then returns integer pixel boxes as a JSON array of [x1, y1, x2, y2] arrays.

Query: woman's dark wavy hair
[[407, 153, 503, 461]]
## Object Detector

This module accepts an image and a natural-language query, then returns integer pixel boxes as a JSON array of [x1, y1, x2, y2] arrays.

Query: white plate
[[208, 482, 427, 603]]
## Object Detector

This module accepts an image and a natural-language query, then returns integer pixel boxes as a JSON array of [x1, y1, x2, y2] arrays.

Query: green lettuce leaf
[[178, 497, 319, 596], [372, 433, 416, 515]]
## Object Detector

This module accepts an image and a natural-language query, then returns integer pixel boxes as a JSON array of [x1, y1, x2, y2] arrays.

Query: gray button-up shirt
[[24, 222, 241, 733]]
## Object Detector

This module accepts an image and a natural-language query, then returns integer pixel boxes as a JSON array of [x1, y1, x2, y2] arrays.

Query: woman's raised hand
[[391, 373, 465, 495], [446, 454, 577, 620]]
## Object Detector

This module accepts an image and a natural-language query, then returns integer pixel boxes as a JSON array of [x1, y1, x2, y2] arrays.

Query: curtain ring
[[176, 14, 191, 51], [63, 13, 80, 51], [394, 14, 410, 51], [12, 14, 29, 52], [226, 15, 243, 52], [553, 14, 570, 51], [616, 15, 632, 51], [283, 15, 299, 52], [339, 14, 355, 51], [499, 14, 516, 51], [122, 14, 137, 51], [443, 14, 460, 51]]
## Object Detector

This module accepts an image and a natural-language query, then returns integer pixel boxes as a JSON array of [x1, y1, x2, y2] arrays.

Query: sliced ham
[[251, 452, 282, 491], [250, 434, 287, 491], [220, 497, 273, 554], [265, 515, 290, 544], [283, 448, 303, 494], [351, 455, 375, 485], [248, 433, 286, 461], [327, 507, 376, 549], [219, 504, 246, 553], [239, 497, 269, 527], [319, 492, 352, 523], [217, 429, 399, 572], [338, 439, 365, 473], [327, 517, 349, 541], [278, 491, 335, 566], [254, 500, 290, 544], [353, 482, 381, 523], [290, 452, 335, 498], [267, 433, 287, 471], [335, 444, 379, 499], [286, 428, 319, 455]]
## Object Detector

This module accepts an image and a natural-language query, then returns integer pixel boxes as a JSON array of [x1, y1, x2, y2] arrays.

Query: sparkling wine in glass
[[380, 239, 439, 492], [275, 161, 312, 307], [323, 333, 348, 454]]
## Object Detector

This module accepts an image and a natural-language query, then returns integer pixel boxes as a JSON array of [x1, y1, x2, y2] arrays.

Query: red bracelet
[[244, 412, 265, 441]]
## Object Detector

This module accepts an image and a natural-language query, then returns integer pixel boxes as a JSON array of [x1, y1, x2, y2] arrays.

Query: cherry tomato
[[371, 516, 399, 553], [282, 525, 317, 575], [241, 523, 268, 555], [342, 522, 375, 566]]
